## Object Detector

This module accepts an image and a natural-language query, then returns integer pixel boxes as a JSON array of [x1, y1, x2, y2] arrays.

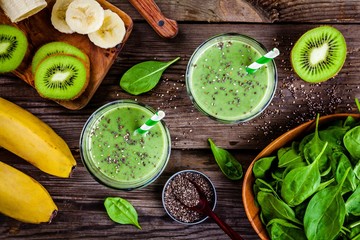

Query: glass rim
[[79, 99, 171, 191], [161, 169, 217, 225], [185, 33, 278, 124]]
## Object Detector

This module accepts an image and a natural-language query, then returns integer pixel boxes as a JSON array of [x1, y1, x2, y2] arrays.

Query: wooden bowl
[[242, 113, 360, 240]]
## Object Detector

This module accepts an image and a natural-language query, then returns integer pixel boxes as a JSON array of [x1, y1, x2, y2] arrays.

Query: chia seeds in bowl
[[162, 170, 217, 224]]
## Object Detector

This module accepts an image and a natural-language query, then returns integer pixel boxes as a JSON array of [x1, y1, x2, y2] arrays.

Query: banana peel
[[0, 161, 58, 224], [0, 97, 76, 178]]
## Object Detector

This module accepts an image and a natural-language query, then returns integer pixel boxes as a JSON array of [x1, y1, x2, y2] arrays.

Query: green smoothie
[[80, 100, 170, 190], [186, 34, 277, 123]]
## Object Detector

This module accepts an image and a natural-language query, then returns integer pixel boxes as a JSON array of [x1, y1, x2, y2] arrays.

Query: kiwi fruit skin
[[290, 25, 347, 83], [34, 54, 89, 100], [0, 24, 28, 73], [32, 41, 89, 74]]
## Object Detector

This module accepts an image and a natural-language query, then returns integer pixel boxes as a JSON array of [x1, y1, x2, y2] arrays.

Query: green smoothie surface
[[187, 35, 276, 122], [82, 102, 169, 188]]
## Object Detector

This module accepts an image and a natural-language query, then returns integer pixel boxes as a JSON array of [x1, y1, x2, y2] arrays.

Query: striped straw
[[246, 48, 280, 74], [136, 111, 165, 135]]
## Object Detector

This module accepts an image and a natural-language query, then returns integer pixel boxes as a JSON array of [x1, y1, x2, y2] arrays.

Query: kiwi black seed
[[291, 25, 347, 83], [0, 24, 28, 73], [34, 54, 89, 100], [32, 41, 89, 74]]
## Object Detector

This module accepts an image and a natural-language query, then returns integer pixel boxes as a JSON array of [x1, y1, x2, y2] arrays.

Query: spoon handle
[[128, 0, 178, 38], [208, 210, 244, 240]]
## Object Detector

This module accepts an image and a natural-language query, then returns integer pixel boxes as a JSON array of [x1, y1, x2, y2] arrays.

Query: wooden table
[[0, 0, 359, 239]]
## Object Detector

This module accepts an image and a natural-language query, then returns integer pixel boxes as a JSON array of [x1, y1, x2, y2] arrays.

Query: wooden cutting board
[[0, 0, 133, 110]]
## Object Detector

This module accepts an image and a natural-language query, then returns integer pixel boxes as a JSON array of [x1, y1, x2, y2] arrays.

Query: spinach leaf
[[344, 126, 360, 160], [104, 197, 141, 229], [267, 219, 307, 240], [208, 138, 243, 180], [299, 133, 313, 156], [257, 191, 302, 225], [120, 57, 180, 95], [253, 156, 276, 179], [355, 161, 360, 180], [282, 161, 307, 179], [344, 116, 358, 129], [319, 127, 348, 152], [303, 168, 350, 240], [345, 186, 360, 216], [278, 142, 303, 168], [255, 178, 280, 198], [281, 142, 328, 207], [333, 151, 358, 193], [356, 98, 360, 112], [348, 220, 360, 239], [317, 178, 335, 192], [303, 114, 329, 171]]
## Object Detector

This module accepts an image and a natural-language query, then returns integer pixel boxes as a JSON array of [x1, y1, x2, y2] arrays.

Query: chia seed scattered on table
[[164, 172, 214, 223]]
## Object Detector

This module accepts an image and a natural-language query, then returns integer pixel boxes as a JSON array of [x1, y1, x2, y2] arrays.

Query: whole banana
[[0, 97, 76, 178], [0, 161, 58, 224]]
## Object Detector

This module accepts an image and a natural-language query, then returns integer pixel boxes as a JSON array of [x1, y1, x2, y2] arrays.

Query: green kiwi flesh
[[0, 25, 28, 73], [32, 41, 88, 74], [291, 26, 347, 83], [34, 54, 89, 100]]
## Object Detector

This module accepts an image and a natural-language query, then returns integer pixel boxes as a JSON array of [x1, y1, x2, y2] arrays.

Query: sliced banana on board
[[51, 0, 74, 34], [65, 0, 104, 34], [88, 9, 126, 49], [0, 0, 47, 23]]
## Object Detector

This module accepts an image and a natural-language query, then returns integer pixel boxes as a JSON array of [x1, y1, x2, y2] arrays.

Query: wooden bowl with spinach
[[242, 113, 360, 240]]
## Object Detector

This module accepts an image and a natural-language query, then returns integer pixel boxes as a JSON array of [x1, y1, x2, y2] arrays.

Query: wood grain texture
[[113, 0, 360, 23], [0, 149, 258, 239], [0, 0, 133, 110], [128, 0, 178, 38], [1, 23, 358, 150], [0, 0, 360, 239]]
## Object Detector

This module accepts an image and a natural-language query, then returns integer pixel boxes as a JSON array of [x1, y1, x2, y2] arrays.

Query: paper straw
[[246, 48, 280, 74], [136, 111, 165, 135]]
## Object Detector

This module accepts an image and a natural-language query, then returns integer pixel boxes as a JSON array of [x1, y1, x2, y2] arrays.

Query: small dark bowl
[[162, 170, 217, 225]]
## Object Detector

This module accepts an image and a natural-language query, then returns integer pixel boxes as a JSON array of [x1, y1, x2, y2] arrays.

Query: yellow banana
[[0, 97, 76, 178], [0, 161, 58, 224]]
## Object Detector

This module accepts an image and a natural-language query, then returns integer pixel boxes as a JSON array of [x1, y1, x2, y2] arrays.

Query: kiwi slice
[[0, 24, 28, 73], [34, 54, 89, 100], [291, 26, 347, 83], [32, 41, 88, 74]]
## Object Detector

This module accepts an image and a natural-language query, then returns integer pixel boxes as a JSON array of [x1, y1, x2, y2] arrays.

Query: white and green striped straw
[[136, 110, 165, 135], [246, 48, 280, 74]]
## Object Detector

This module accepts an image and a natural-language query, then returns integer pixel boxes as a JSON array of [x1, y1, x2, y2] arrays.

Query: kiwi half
[[291, 26, 347, 83], [0, 24, 28, 73], [34, 54, 89, 100], [32, 41, 89, 74]]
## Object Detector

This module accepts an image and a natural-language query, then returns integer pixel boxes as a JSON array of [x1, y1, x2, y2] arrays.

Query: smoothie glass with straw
[[80, 100, 171, 190], [186, 33, 278, 123]]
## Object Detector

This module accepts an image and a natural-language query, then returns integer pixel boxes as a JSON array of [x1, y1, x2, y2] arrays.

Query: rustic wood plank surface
[[113, 0, 360, 23], [0, 0, 359, 239]]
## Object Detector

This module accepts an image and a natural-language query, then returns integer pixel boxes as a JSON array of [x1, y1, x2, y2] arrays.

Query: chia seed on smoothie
[[80, 100, 171, 190], [186, 34, 277, 123]]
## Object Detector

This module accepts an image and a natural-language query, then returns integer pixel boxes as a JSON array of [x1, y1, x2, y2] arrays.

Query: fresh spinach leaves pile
[[253, 114, 360, 240]]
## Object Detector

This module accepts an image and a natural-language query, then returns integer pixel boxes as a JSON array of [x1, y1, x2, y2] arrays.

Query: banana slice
[[0, 0, 47, 23], [51, 0, 74, 34], [88, 9, 126, 49], [65, 0, 104, 34]]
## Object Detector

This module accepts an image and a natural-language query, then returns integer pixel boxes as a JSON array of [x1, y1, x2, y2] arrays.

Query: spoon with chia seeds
[[174, 178, 244, 240]]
